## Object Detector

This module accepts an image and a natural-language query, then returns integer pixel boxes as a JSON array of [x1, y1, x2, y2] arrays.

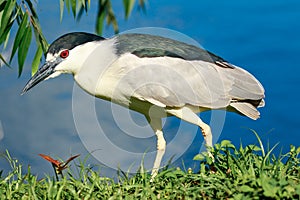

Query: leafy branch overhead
[[0, 0, 146, 76], [0, 0, 48, 77]]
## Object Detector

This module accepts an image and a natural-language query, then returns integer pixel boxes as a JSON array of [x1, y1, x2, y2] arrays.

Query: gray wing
[[112, 55, 264, 108], [112, 34, 265, 118], [116, 33, 233, 67]]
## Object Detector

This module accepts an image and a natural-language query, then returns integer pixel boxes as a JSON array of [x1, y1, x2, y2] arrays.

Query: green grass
[[1, 134, 299, 199]]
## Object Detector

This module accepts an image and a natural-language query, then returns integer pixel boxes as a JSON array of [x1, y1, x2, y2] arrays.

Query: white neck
[[73, 38, 118, 99]]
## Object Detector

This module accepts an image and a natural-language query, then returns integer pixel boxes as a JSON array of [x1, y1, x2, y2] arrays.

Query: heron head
[[21, 32, 104, 95]]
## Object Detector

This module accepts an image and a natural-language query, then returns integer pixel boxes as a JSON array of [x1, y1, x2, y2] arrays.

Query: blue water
[[0, 0, 299, 176]]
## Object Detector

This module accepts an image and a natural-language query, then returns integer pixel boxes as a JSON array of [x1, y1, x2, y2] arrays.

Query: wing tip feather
[[230, 102, 260, 120]]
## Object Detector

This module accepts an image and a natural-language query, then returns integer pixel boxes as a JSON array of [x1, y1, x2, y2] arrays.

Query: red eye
[[60, 50, 69, 58]]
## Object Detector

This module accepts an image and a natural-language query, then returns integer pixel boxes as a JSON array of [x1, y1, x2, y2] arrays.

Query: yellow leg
[[146, 116, 166, 181]]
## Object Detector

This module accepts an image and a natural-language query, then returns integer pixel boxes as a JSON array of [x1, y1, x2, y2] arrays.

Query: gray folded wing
[[113, 34, 265, 119]]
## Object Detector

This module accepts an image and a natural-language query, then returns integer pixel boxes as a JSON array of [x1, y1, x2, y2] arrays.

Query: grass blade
[[250, 129, 265, 157], [261, 143, 279, 170]]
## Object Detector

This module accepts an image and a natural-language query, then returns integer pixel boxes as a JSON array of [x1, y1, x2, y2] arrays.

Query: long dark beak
[[21, 59, 60, 95]]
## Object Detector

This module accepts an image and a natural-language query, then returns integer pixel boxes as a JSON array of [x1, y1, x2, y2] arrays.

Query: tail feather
[[258, 99, 265, 108], [230, 102, 260, 120]]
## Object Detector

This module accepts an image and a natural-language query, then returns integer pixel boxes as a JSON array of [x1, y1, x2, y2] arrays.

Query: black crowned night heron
[[22, 32, 265, 178]]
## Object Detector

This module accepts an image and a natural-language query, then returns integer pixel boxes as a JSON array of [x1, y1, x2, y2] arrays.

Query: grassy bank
[[1, 138, 299, 199]]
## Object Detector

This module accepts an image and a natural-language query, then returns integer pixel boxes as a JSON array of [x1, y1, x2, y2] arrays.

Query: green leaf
[[0, 27, 7, 43], [95, 0, 107, 35], [0, 1, 7, 13], [84, 0, 91, 10], [296, 146, 300, 154], [29, 11, 48, 53], [193, 153, 205, 161], [10, 13, 28, 62], [76, 4, 85, 22], [0, 0, 15, 35], [65, 0, 70, 13], [123, 0, 135, 19], [262, 181, 277, 197], [247, 144, 261, 152], [164, 171, 177, 179], [3, 28, 10, 48], [0, 21, 12, 44], [233, 194, 244, 199], [0, 1, 18, 46], [18, 26, 32, 77], [0, 53, 10, 67], [220, 140, 232, 147], [239, 185, 254, 192], [24, 0, 38, 19], [106, 1, 118, 34], [78, 0, 90, 20], [59, 0, 64, 21], [31, 44, 43, 76], [71, 0, 76, 18], [137, 0, 146, 13]]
